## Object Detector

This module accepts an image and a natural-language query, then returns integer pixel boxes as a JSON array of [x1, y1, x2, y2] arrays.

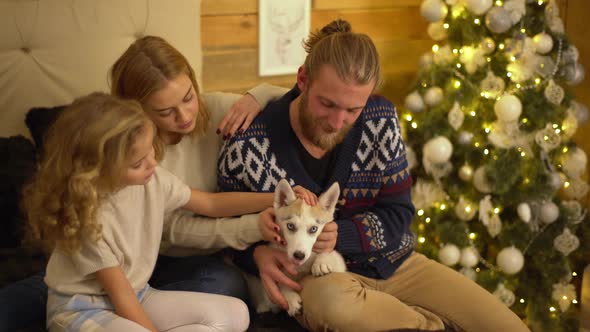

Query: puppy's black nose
[[293, 251, 305, 261]]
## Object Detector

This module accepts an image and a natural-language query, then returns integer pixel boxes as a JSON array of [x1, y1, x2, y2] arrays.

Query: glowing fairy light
[[484, 149, 490, 155], [520, 28, 526, 33], [418, 209, 425, 216], [432, 44, 440, 52], [493, 207, 500, 214], [538, 0, 544, 4], [470, 111, 476, 116], [535, 78, 542, 85], [549, 307, 556, 312], [499, 43, 505, 50], [443, 23, 450, 29], [563, 147, 569, 153], [507, 72, 513, 78], [469, 232, 476, 239], [496, 0, 503, 5], [456, 63, 462, 68], [516, 83, 521, 89], [439, 204, 446, 210], [521, 151, 526, 157], [474, 142, 480, 147], [522, 118, 528, 124], [520, 299, 525, 303], [510, 56, 516, 62], [454, 80, 462, 88], [564, 181, 571, 188], [453, 49, 459, 54], [573, 299, 578, 304], [573, 272, 577, 276], [418, 237, 426, 243], [411, 122, 418, 129], [405, 114, 413, 121], [474, 18, 481, 25], [425, 217, 431, 223]]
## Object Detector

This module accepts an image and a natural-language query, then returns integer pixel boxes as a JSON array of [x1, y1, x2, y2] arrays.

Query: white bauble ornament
[[428, 22, 448, 41], [517, 202, 531, 223], [568, 63, 585, 86], [481, 37, 496, 54], [480, 71, 505, 99], [540, 200, 559, 224], [485, 7, 513, 34], [439, 244, 461, 266], [421, 0, 449, 22], [570, 101, 589, 125], [552, 282, 577, 312], [544, 79, 565, 105], [553, 228, 580, 256], [465, 0, 493, 15], [494, 284, 516, 307], [460, 267, 477, 281], [405, 91, 425, 112], [459, 164, 474, 181], [448, 102, 464, 130], [473, 166, 494, 193], [494, 95, 522, 122], [457, 131, 474, 145], [561, 200, 586, 225], [424, 136, 453, 163], [424, 87, 444, 106], [561, 147, 588, 178], [497, 246, 524, 275], [460, 247, 479, 268], [455, 197, 477, 221], [532, 32, 553, 54], [548, 172, 564, 190]]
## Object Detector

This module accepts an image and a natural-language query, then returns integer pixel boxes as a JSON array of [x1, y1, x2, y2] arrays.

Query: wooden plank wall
[[201, 0, 589, 190], [200, 0, 429, 105]]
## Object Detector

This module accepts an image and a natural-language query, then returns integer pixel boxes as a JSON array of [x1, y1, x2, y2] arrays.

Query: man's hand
[[313, 221, 338, 253], [253, 245, 302, 310], [217, 93, 261, 138]]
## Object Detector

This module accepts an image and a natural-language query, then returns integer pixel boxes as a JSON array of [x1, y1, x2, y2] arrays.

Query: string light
[[521, 151, 526, 157], [456, 63, 462, 68], [495, 0, 503, 6], [493, 207, 500, 214], [510, 56, 516, 62], [454, 80, 462, 88], [443, 23, 450, 29], [549, 307, 556, 312], [440, 204, 447, 210], [453, 49, 459, 54], [522, 118, 529, 124], [425, 217, 431, 223], [524, 177, 530, 184], [474, 18, 481, 25], [484, 149, 490, 155], [572, 272, 577, 276], [564, 181, 571, 188], [475, 142, 480, 147], [418, 209, 425, 216], [418, 237, 426, 243], [470, 111, 476, 116], [432, 44, 440, 52], [507, 72, 513, 78], [499, 43, 505, 50], [535, 78, 542, 85], [520, 28, 526, 33], [469, 232, 477, 239], [516, 83, 521, 89], [520, 299, 525, 303], [405, 114, 413, 121], [538, 0, 544, 4]]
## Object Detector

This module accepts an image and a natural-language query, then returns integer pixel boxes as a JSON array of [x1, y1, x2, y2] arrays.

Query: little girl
[[23, 92, 314, 332]]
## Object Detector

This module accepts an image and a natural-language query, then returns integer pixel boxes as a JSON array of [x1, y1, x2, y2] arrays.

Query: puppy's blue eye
[[287, 223, 296, 231], [309, 226, 318, 234]]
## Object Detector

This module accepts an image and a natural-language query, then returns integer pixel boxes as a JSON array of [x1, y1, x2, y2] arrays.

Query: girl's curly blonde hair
[[22, 92, 150, 254]]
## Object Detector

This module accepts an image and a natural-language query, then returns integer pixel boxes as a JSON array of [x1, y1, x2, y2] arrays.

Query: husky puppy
[[247, 179, 347, 316]]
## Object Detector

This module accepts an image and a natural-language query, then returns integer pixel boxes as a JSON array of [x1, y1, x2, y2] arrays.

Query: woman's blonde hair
[[23, 92, 150, 254], [109, 36, 209, 158], [302, 19, 381, 89]]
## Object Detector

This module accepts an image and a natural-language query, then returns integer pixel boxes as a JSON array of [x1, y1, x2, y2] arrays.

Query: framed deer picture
[[258, 0, 311, 76]]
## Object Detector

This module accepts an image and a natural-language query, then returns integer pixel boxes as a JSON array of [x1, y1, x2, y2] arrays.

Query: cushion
[[0, 136, 37, 248], [25, 105, 66, 149]]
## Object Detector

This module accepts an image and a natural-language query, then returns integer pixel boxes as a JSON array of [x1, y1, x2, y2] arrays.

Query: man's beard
[[298, 91, 352, 151]]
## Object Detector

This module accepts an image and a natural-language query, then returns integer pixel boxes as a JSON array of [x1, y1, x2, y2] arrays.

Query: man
[[218, 19, 530, 332]]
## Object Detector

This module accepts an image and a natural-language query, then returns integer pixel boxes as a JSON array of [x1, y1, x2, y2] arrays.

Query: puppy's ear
[[318, 182, 340, 213], [274, 179, 297, 210]]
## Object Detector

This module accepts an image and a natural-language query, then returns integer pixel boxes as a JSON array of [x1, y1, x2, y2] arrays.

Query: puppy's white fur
[[246, 179, 347, 316]]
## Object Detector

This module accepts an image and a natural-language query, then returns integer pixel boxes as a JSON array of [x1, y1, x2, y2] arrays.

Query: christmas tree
[[402, 0, 590, 330]]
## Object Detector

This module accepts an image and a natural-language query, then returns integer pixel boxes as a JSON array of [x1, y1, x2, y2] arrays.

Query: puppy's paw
[[311, 262, 333, 276], [285, 292, 302, 316]]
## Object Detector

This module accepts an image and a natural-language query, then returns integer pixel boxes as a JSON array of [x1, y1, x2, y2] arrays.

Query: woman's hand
[[258, 207, 283, 245], [217, 93, 261, 138], [293, 185, 318, 206]]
